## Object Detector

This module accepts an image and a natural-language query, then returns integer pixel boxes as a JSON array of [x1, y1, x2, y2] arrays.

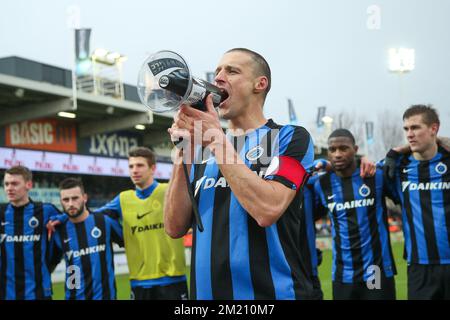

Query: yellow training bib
[[120, 183, 186, 281]]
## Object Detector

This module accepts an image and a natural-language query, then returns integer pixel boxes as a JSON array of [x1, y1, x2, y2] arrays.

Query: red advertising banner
[[5, 118, 77, 153]]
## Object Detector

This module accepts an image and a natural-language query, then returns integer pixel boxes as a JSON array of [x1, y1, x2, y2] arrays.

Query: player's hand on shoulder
[[437, 136, 450, 153], [383, 149, 401, 180], [360, 156, 376, 178], [312, 159, 331, 175]]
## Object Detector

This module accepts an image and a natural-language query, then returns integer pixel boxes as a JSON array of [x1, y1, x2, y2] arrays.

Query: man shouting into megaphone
[[164, 48, 316, 300]]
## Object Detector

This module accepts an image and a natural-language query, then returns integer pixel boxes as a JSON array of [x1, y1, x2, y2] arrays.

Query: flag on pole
[[288, 98, 298, 125], [75, 28, 91, 76], [316, 106, 327, 128], [75, 28, 91, 60], [365, 121, 374, 145]]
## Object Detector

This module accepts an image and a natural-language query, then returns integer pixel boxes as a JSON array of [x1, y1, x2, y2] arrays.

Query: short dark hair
[[128, 146, 155, 167], [403, 104, 440, 127], [328, 128, 356, 145], [5, 165, 32, 182], [226, 48, 271, 98], [59, 177, 85, 193]]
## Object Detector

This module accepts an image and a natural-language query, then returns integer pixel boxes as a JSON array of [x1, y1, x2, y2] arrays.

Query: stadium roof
[[0, 56, 182, 146]]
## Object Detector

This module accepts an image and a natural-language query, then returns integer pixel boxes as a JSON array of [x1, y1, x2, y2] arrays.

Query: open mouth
[[218, 88, 230, 108]]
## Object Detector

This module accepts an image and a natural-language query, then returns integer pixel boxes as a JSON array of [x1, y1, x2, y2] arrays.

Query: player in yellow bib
[[97, 147, 187, 300]]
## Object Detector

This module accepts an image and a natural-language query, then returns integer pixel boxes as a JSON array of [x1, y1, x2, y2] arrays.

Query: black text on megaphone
[[158, 70, 228, 111]]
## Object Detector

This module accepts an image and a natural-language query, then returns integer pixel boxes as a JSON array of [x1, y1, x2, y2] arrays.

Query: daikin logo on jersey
[[131, 223, 164, 235], [402, 181, 450, 192], [327, 198, 376, 212], [66, 244, 106, 259], [194, 170, 267, 196], [0, 234, 41, 243], [327, 185, 375, 212]]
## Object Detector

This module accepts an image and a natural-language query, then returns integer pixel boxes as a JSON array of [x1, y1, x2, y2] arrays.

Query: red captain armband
[[265, 156, 309, 191]]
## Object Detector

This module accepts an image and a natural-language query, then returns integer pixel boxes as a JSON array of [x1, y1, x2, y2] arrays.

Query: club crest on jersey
[[152, 200, 162, 211], [435, 162, 447, 175], [245, 146, 264, 161], [91, 227, 102, 239], [359, 184, 371, 197], [28, 216, 39, 229]]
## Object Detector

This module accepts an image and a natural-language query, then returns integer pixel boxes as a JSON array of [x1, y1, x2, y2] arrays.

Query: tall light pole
[[322, 116, 334, 146], [388, 47, 415, 109], [66, 5, 81, 113]]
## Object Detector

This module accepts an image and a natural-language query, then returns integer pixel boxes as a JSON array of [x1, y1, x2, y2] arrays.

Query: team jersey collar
[[333, 166, 361, 180], [408, 145, 444, 163], [9, 198, 32, 210], [136, 180, 159, 199], [225, 119, 273, 140], [68, 210, 92, 225]]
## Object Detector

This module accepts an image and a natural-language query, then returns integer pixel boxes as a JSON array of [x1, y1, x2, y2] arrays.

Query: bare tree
[[377, 110, 405, 151], [331, 110, 367, 147], [333, 111, 354, 130], [328, 109, 405, 160], [371, 109, 405, 160]]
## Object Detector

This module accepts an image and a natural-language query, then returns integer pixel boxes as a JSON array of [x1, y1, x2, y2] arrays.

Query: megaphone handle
[[181, 158, 204, 232]]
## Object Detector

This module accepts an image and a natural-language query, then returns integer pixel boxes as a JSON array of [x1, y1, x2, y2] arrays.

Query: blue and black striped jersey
[[51, 213, 123, 300], [314, 167, 396, 284], [299, 174, 324, 279], [0, 200, 60, 300], [391, 146, 450, 265], [189, 119, 315, 300]]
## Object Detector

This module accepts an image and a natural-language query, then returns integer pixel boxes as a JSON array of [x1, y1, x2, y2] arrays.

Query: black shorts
[[332, 275, 396, 300], [311, 276, 324, 300], [408, 264, 450, 300], [298, 276, 324, 300], [131, 281, 189, 300]]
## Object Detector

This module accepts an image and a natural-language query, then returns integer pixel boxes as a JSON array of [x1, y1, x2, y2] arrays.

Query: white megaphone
[[137, 50, 228, 113]]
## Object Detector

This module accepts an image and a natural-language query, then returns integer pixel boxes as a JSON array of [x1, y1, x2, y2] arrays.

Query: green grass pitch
[[318, 240, 407, 300]]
